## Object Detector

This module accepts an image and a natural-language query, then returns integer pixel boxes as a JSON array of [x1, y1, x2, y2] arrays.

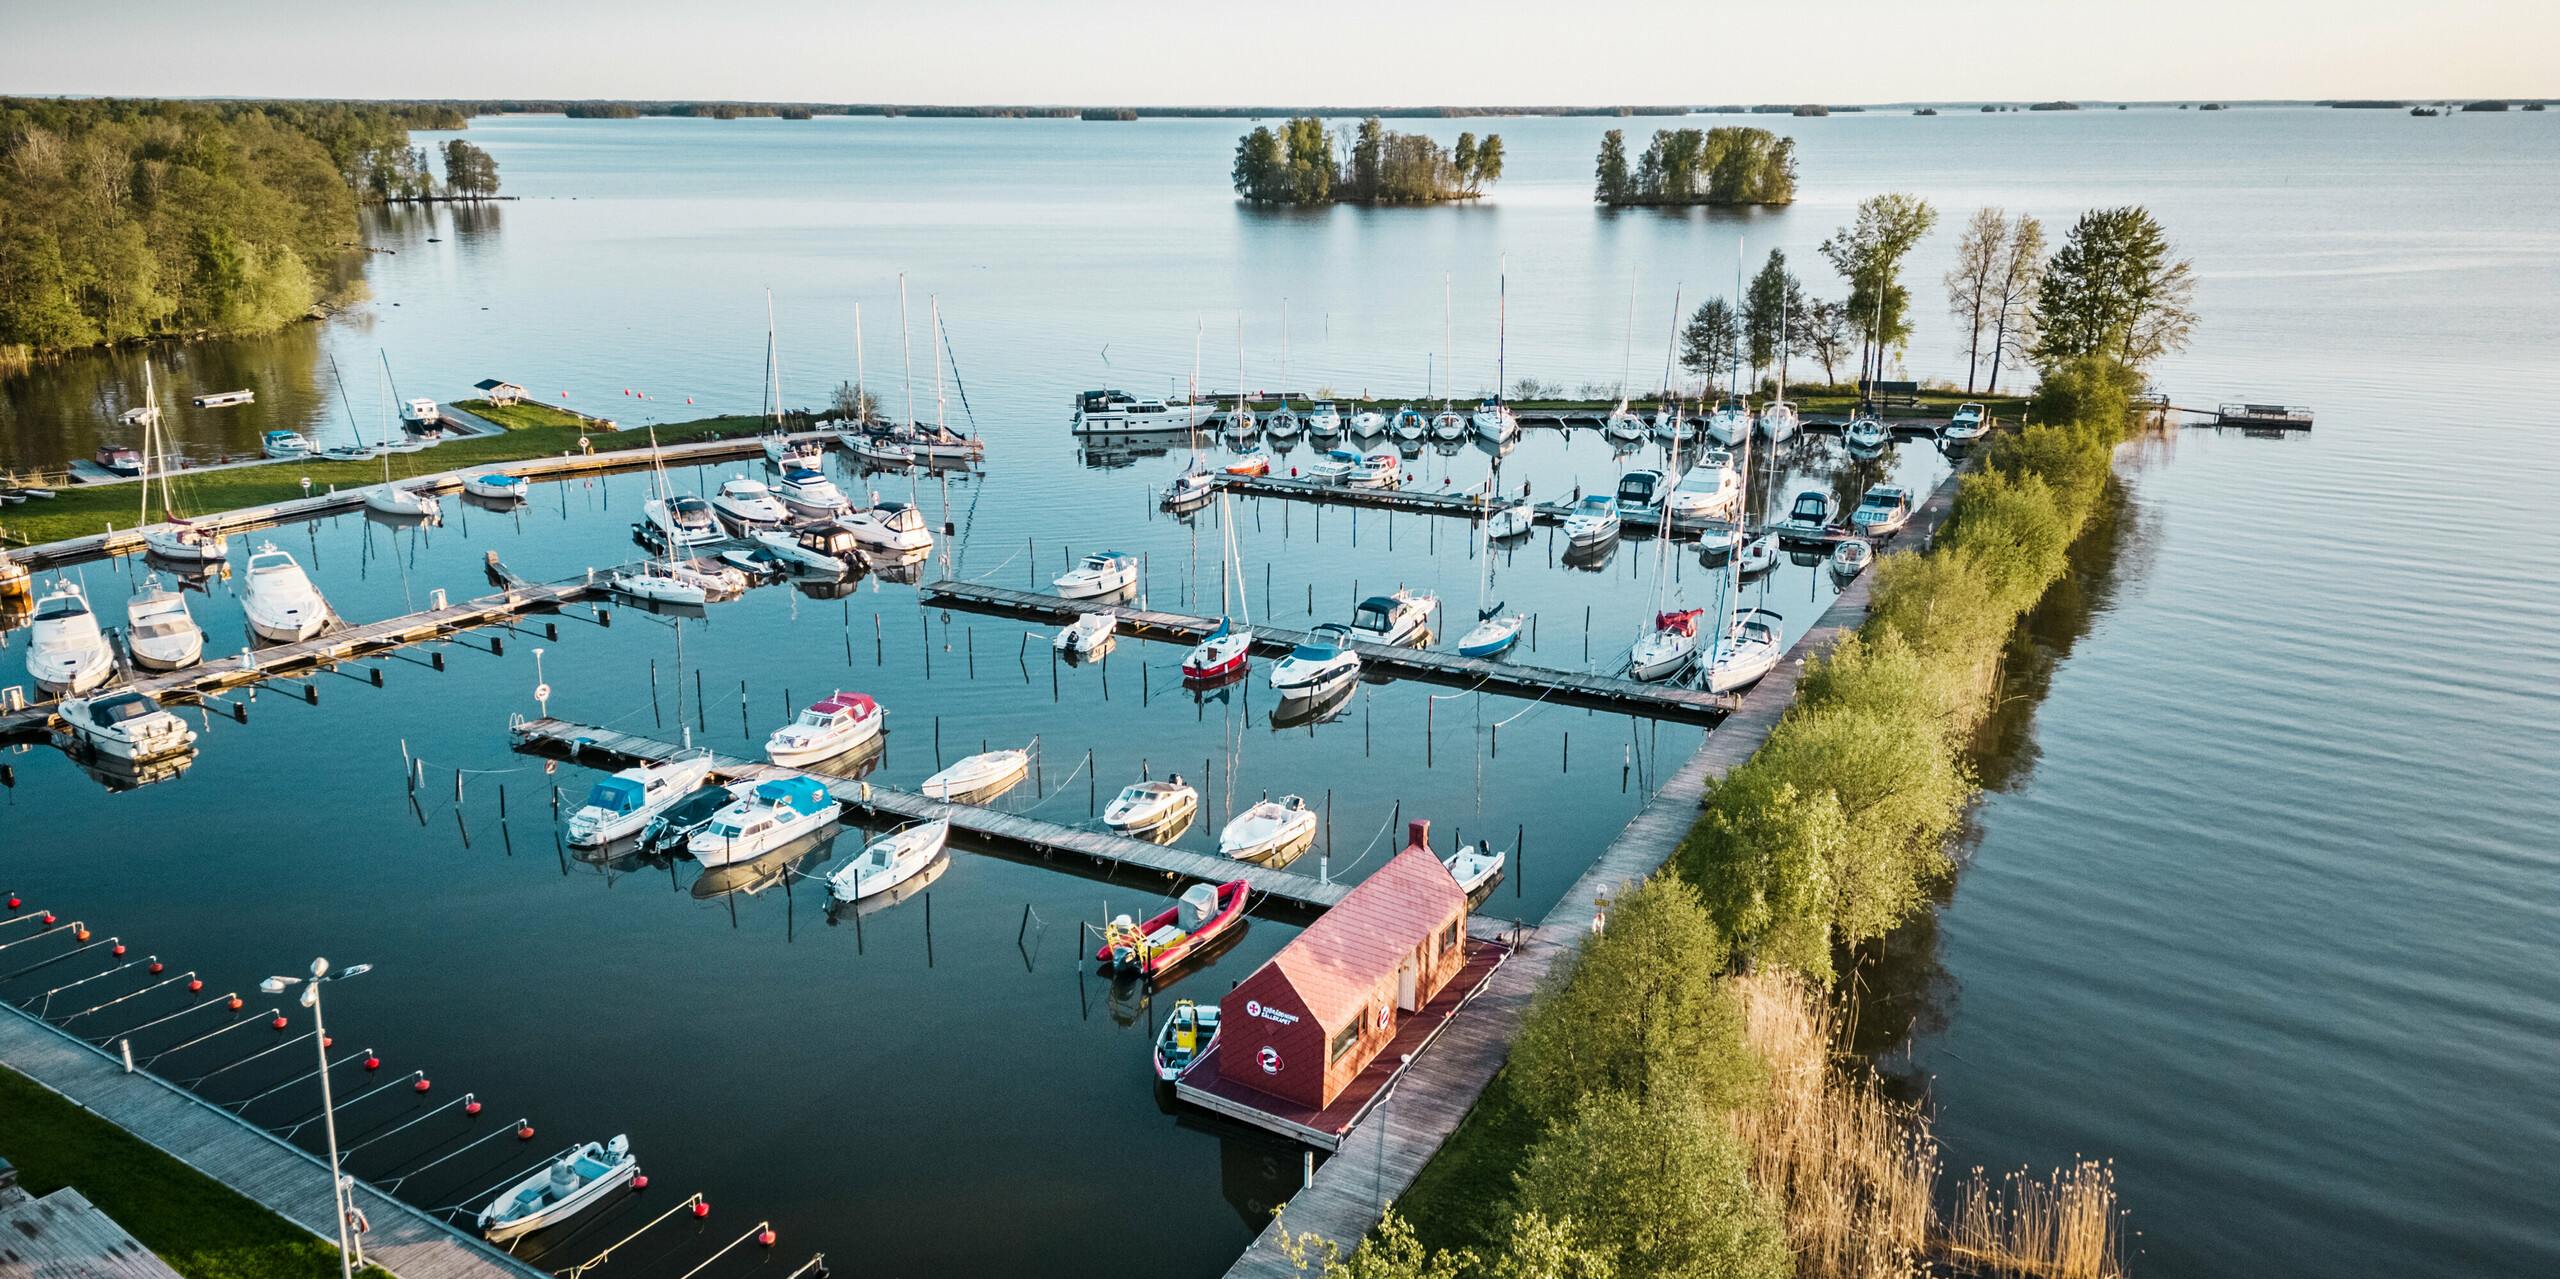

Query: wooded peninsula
[[1234, 116, 1504, 205]]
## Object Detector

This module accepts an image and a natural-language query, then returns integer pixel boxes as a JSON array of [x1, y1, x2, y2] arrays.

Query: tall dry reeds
[[1945, 1161, 2124, 1279]]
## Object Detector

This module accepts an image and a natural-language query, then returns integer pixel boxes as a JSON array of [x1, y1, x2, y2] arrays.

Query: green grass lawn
[[0, 1065, 391, 1279], [449, 398, 594, 431]]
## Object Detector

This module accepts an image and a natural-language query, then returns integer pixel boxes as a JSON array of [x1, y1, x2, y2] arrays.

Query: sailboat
[[1266, 301, 1300, 438], [641, 427, 729, 546], [1182, 494, 1255, 680], [1454, 510, 1523, 658], [1702, 261, 1784, 696], [1758, 281, 1800, 442], [1169, 319, 1229, 507], [125, 574, 204, 670], [363, 355, 440, 518], [1629, 277, 1715, 683], [1471, 267, 1520, 442], [130, 362, 229, 562]]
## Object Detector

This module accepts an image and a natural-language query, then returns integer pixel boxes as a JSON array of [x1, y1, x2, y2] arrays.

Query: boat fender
[[631, 1175, 647, 1189], [692, 1201, 712, 1218], [518, 1125, 536, 1140]]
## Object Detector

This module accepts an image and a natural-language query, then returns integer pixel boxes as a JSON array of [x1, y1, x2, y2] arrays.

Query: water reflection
[[690, 827, 838, 900]]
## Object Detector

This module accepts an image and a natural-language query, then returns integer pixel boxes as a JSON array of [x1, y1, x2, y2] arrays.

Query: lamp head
[[341, 963, 372, 979], [309, 957, 329, 979], [299, 983, 319, 1008], [259, 976, 298, 994]]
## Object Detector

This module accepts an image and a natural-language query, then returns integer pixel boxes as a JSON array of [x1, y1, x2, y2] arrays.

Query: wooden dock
[[504, 718, 1354, 917], [0, 1002, 547, 1279], [917, 582, 1738, 727], [1217, 450, 1977, 1277]]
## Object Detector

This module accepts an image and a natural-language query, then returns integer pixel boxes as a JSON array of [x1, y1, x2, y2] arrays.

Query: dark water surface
[[5, 108, 2558, 1277]]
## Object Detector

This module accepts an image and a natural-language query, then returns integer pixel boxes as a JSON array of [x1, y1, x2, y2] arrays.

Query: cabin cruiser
[[1471, 397, 1519, 441], [1851, 485, 1914, 535], [1629, 608, 1704, 682], [837, 498, 935, 555], [57, 692, 197, 763], [1843, 414, 1889, 451], [1182, 618, 1251, 680], [828, 820, 949, 903], [239, 543, 330, 642], [476, 1136, 637, 1243], [566, 752, 716, 847], [711, 477, 791, 529], [1705, 608, 1786, 693], [763, 432, 826, 469], [1706, 398, 1753, 446], [1444, 841, 1506, 898], [1616, 468, 1669, 514], [1269, 624, 1360, 701], [25, 583, 115, 694], [641, 780, 759, 855], [400, 398, 442, 433], [752, 528, 851, 574], [1942, 402, 1987, 442], [1346, 451, 1402, 488], [125, 575, 203, 670], [1486, 493, 1535, 540], [1652, 404, 1697, 442], [1782, 490, 1836, 531], [1308, 449, 1361, 483], [1220, 795, 1317, 863], [765, 692, 885, 767], [1153, 1000, 1219, 1081], [1103, 775, 1199, 835], [1350, 590, 1435, 647], [921, 748, 1031, 801], [94, 445, 143, 477], [364, 483, 440, 519], [1054, 550, 1138, 598], [1305, 402, 1343, 435], [463, 474, 529, 502], [1352, 407, 1391, 438], [773, 467, 852, 517], [1074, 390, 1216, 434], [689, 776, 841, 868], [1561, 494, 1622, 546], [260, 430, 309, 459], [1663, 458, 1743, 521], [642, 494, 722, 548], [1604, 400, 1647, 440], [1758, 400, 1801, 443], [1832, 538, 1874, 576], [142, 518, 227, 563], [1056, 610, 1116, 655]]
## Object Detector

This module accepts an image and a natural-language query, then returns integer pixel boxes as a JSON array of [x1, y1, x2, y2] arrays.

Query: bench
[[1858, 379, 1922, 410]]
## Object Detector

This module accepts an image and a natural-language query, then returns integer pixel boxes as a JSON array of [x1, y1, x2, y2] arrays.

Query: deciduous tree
[[1818, 193, 1938, 382], [1594, 129, 1630, 203], [2033, 206, 2193, 368], [1945, 207, 2004, 392], [1677, 298, 1739, 389], [1511, 1091, 1791, 1279], [1986, 213, 2046, 394]]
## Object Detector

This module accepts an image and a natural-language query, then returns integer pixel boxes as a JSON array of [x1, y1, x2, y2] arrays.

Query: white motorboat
[[1104, 775, 1199, 834], [1832, 538, 1874, 576], [1782, 490, 1836, 531], [1153, 999, 1219, 1080], [27, 585, 116, 694], [1443, 842, 1506, 897], [1073, 391, 1217, 434], [1736, 533, 1778, 575], [1850, 485, 1914, 535], [1942, 402, 1987, 441], [1470, 397, 1518, 441], [1308, 449, 1360, 483], [751, 529, 848, 574], [1706, 398, 1753, 446], [1629, 607, 1704, 682], [57, 692, 197, 763], [642, 495, 723, 549], [1353, 408, 1391, 438], [837, 498, 935, 555], [1663, 458, 1743, 521], [711, 477, 790, 529], [765, 692, 885, 767], [1653, 405, 1698, 442], [1561, 494, 1621, 546], [463, 474, 529, 502], [142, 519, 227, 563], [1056, 610, 1116, 655], [239, 544, 331, 642], [364, 483, 440, 519], [566, 752, 716, 847], [828, 820, 950, 902], [1843, 414, 1889, 451], [1347, 451, 1402, 488], [640, 780, 759, 855], [1350, 590, 1435, 647], [1182, 617, 1252, 680], [125, 575, 203, 670], [662, 559, 748, 597], [921, 748, 1031, 801], [763, 432, 826, 469], [1705, 607, 1785, 693], [1054, 550, 1138, 599], [1305, 402, 1343, 435], [1455, 611, 1522, 658], [1758, 400, 1801, 443], [773, 467, 852, 517], [610, 563, 707, 605], [843, 433, 917, 468], [1616, 468, 1670, 514], [1604, 400, 1648, 440], [1269, 625, 1360, 701], [476, 1136, 637, 1243], [1486, 492, 1535, 540], [1220, 795, 1317, 863], [261, 430, 308, 459], [689, 775, 841, 868]]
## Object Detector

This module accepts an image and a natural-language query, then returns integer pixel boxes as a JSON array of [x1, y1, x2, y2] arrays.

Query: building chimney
[[1407, 819, 1431, 852]]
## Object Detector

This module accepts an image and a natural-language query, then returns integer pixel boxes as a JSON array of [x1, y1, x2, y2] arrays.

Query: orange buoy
[[691, 1201, 710, 1218], [322, 1036, 332, 1048], [190, 978, 205, 991], [112, 943, 126, 956], [518, 1125, 536, 1140], [149, 961, 163, 974]]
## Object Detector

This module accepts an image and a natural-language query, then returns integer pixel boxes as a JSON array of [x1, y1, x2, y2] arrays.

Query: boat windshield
[[1572, 496, 1614, 516], [1676, 470, 1726, 493], [1116, 786, 1154, 805], [90, 695, 160, 726], [1289, 643, 1341, 663], [34, 596, 87, 620]]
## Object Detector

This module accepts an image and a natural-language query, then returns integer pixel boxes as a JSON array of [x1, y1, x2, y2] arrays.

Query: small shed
[[1219, 822, 1468, 1110], [474, 378, 526, 405]]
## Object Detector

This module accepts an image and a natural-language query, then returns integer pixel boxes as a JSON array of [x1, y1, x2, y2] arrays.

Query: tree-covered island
[[1233, 116, 1503, 204], [1594, 125, 1797, 205]]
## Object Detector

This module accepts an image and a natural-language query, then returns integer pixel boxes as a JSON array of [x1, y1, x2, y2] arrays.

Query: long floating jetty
[[917, 581, 1738, 726], [1204, 472, 1858, 544], [504, 718, 1354, 917]]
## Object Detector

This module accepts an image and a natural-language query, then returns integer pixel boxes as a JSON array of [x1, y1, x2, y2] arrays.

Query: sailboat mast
[[1281, 299, 1289, 409], [1443, 274, 1453, 411], [1622, 274, 1637, 397], [853, 301, 866, 425], [766, 288, 782, 430], [932, 295, 946, 431], [1497, 257, 1508, 403], [899, 273, 914, 432], [138, 359, 156, 529], [1733, 236, 1746, 403]]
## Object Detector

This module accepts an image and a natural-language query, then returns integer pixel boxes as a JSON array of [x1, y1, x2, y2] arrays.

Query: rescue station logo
[[1258, 1046, 1283, 1074], [1245, 1000, 1299, 1025]]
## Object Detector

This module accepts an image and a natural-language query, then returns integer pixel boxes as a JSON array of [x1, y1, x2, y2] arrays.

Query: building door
[[1397, 961, 1418, 1012]]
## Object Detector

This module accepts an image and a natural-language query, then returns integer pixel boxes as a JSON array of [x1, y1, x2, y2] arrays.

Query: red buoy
[[518, 1125, 536, 1140], [691, 1202, 710, 1219], [271, 1015, 288, 1029], [41, 912, 55, 924], [149, 961, 164, 974], [112, 943, 126, 956], [74, 928, 90, 942], [190, 978, 204, 991], [630, 1175, 647, 1190], [465, 1100, 482, 1115], [757, 1229, 777, 1248], [365, 1056, 382, 1071], [322, 1036, 332, 1048], [6, 896, 19, 909], [412, 1079, 431, 1093]]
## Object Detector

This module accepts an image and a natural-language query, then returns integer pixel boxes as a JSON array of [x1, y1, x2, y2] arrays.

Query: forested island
[[1594, 126, 1796, 205], [1233, 117, 1503, 204], [0, 97, 496, 357]]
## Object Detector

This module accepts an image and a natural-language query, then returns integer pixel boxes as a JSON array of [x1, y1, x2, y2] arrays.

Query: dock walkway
[[918, 582, 1736, 727], [1218, 448, 1976, 1277], [0, 1002, 545, 1279]]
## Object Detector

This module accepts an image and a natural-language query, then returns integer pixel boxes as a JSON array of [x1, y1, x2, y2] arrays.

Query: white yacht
[[711, 477, 791, 529], [836, 499, 934, 555], [642, 494, 723, 548], [751, 529, 850, 574], [1781, 490, 1836, 531], [1560, 494, 1621, 546], [125, 576, 204, 670], [1304, 402, 1343, 435], [239, 543, 330, 642], [1851, 485, 1915, 535], [1757, 400, 1801, 443], [261, 430, 309, 459], [1351, 407, 1390, 438], [1056, 610, 1116, 655], [763, 432, 826, 469], [1942, 402, 1988, 442], [566, 752, 717, 847], [1663, 458, 1743, 521], [57, 692, 197, 763], [1308, 449, 1360, 483], [1269, 625, 1360, 701], [1705, 608, 1786, 693], [1103, 775, 1199, 835], [1054, 550, 1138, 599], [1652, 404, 1697, 442], [1220, 795, 1317, 863], [689, 776, 841, 868], [25, 582, 116, 694], [1350, 590, 1436, 647], [764, 692, 885, 767], [773, 467, 852, 517], [1346, 451, 1402, 488], [1074, 390, 1216, 434], [828, 820, 949, 903]]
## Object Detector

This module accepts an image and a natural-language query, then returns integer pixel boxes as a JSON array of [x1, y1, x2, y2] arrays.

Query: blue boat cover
[[754, 776, 832, 816], [586, 776, 646, 814]]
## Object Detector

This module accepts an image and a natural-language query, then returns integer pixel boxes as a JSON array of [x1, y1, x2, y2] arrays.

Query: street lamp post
[[263, 959, 372, 1279]]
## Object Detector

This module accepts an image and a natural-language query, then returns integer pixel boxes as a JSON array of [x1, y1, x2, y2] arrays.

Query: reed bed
[[1945, 1161, 2124, 1279]]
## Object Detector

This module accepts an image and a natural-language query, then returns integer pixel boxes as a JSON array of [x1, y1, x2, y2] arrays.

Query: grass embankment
[[2, 413, 759, 548], [449, 397, 593, 431], [0, 1064, 391, 1279], [1358, 359, 2145, 1279]]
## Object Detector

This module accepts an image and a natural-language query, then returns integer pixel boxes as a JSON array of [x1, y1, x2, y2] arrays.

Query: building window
[[1329, 1018, 1360, 1063], [1442, 919, 1461, 952]]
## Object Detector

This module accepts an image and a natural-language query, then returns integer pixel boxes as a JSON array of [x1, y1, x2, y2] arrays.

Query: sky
[[1, 0, 2549, 105]]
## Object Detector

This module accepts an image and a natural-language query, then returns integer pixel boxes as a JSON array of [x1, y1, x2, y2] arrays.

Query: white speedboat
[[1220, 795, 1317, 863], [1705, 608, 1785, 693], [1843, 414, 1888, 451], [1782, 490, 1836, 531], [1470, 397, 1519, 441], [1616, 468, 1670, 514], [921, 748, 1030, 801], [642, 495, 723, 548], [1851, 485, 1914, 536], [462, 474, 529, 502], [837, 498, 935, 555], [1353, 408, 1392, 438], [1942, 402, 1987, 441], [364, 483, 440, 519], [1443, 842, 1506, 897], [239, 544, 330, 642], [763, 432, 826, 469], [1054, 550, 1138, 599], [125, 575, 203, 670], [610, 563, 707, 605], [765, 691, 885, 767], [1269, 625, 1360, 701], [142, 519, 228, 563], [751, 529, 848, 574], [1056, 610, 1116, 655], [1104, 775, 1198, 834], [828, 820, 949, 902], [1736, 533, 1778, 576], [1758, 400, 1801, 443], [566, 752, 716, 847], [1308, 449, 1360, 483], [476, 1136, 637, 1243], [1560, 494, 1621, 546], [1663, 457, 1743, 522], [1604, 400, 1647, 440], [1347, 451, 1402, 488], [1305, 402, 1343, 435], [1153, 999, 1219, 1081], [711, 477, 790, 529], [1706, 398, 1752, 446], [57, 692, 197, 763], [774, 467, 852, 517], [261, 430, 309, 459], [1182, 618, 1251, 680], [689, 776, 841, 868], [1832, 538, 1874, 576], [1486, 494, 1535, 540], [1630, 607, 1704, 682], [1350, 590, 1435, 647]]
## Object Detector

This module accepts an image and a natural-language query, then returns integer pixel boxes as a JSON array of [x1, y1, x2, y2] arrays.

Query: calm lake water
[[5, 108, 2558, 1277]]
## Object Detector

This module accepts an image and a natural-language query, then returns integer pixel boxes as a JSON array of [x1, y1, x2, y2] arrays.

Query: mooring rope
[[378, 1118, 534, 1192], [554, 1193, 708, 1279]]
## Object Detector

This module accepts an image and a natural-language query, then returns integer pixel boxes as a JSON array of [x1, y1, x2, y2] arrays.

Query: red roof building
[[1217, 822, 1469, 1110]]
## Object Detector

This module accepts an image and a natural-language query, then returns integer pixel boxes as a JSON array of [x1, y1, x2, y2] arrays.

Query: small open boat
[[1347, 451, 1402, 488], [476, 1136, 637, 1242], [921, 748, 1031, 801], [1096, 880, 1248, 977], [1832, 538, 1874, 576], [827, 819, 949, 902], [1104, 775, 1198, 834], [1182, 618, 1251, 680], [765, 691, 885, 767], [641, 780, 758, 855], [463, 474, 529, 502], [1153, 999, 1219, 1081], [1443, 842, 1506, 900], [1056, 610, 1116, 655], [1219, 795, 1316, 863]]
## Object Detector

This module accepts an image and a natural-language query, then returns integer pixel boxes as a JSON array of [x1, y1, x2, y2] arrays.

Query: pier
[[917, 581, 1738, 726], [1202, 472, 1860, 544], [503, 718, 1356, 918]]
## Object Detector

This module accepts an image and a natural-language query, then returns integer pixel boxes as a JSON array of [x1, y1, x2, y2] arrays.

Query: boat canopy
[[34, 594, 87, 620], [783, 467, 825, 482], [753, 776, 833, 815], [1674, 468, 1727, 493], [87, 693, 163, 727], [1289, 641, 1343, 663], [585, 776, 647, 814], [803, 692, 877, 722], [1654, 609, 1705, 636]]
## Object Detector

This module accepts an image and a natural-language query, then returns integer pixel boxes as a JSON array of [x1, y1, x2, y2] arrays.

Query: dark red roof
[[811, 691, 877, 717], [1264, 829, 1464, 1031]]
